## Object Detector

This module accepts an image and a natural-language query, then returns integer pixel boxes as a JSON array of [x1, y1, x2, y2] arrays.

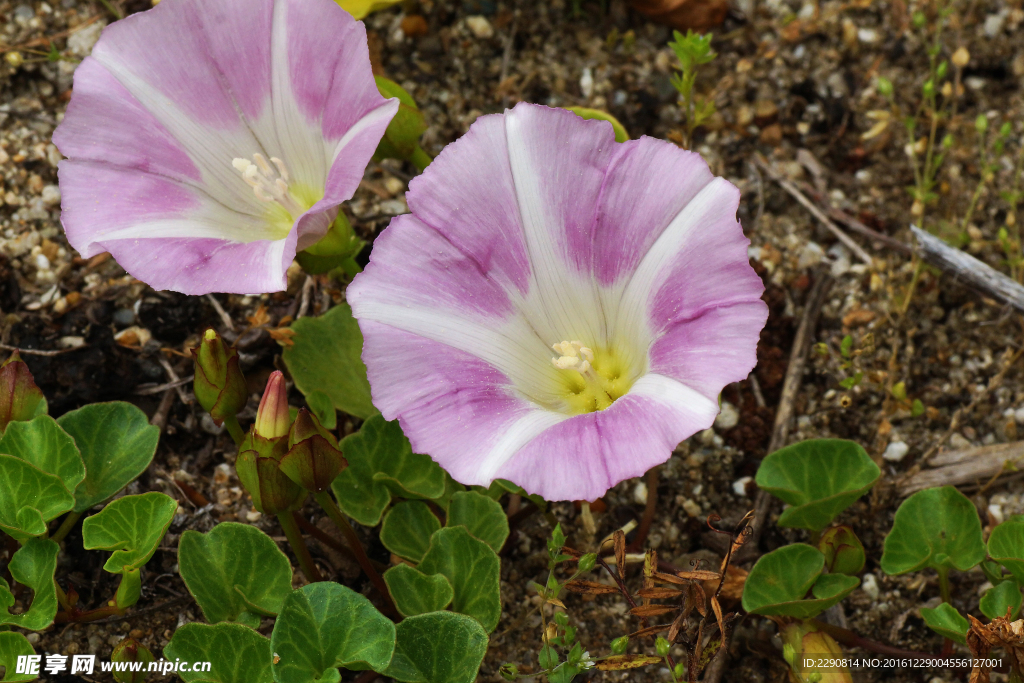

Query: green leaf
[[880, 486, 986, 575], [374, 76, 428, 162], [164, 622, 273, 683], [445, 491, 509, 553], [82, 492, 177, 573], [0, 454, 73, 540], [741, 544, 858, 619], [332, 415, 446, 526], [0, 539, 58, 631], [565, 107, 630, 142], [384, 565, 454, 618], [755, 439, 881, 532], [417, 526, 501, 632], [980, 580, 1023, 620], [305, 391, 337, 430], [57, 402, 159, 513], [384, 612, 488, 683], [920, 603, 969, 644], [271, 583, 396, 682], [0, 632, 36, 682], [283, 304, 375, 420], [0, 415, 84, 493], [988, 518, 1024, 583], [381, 502, 441, 562], [178, 522, 293, 626]]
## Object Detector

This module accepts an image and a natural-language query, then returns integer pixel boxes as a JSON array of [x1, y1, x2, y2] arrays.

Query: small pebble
[[882, 441, 909, 462], [26, 633, 40, 644], [465, 15, 493, 39], [633, 481, 648, 505], [857, 28, 879, 43], [797, 242, 824, 269], [949, 433, 972, 449], [113, 307, 136, 326], [714, 401, 739, 430], [681, 499, 702, 517], [732, 476, 752, 497], [200, 413, 224, 435], [579, 67, 594, 99], [988, 504, 1005, 524], [861, 573, 880, 601], [246, 509, 262, 522]]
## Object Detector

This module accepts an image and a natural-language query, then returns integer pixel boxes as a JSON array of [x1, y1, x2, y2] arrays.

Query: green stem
[[53, 581, 72, 612], [278, 512, 323, 583], [223, 415, 245, 446], [938, 567, 951, 604], [314, 491, 398, 617], [50, 512, 82, 544], [409, 145, 432, 173]]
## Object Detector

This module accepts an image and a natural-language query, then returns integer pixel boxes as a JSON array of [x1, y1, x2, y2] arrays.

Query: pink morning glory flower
[[348, 103, 768, 502], [53, 0, 398, 295]]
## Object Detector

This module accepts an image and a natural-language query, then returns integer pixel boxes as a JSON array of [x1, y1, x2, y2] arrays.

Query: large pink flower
[[349, 103, 768, 501], [53, 0, 398, 295]]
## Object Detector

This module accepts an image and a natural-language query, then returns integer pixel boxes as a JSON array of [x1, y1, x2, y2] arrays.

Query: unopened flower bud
[[819, 524, 866, 575], [5, 51, 23, 68], [976, 114, 989, 134], [577, 553, 597, 573], [279, 408, 347, 493], [876, 77, 893, 98], [951, 46, 970, 68], [936, 60, 948, 80], [610, 636, 629, 655], [656, 637, 670, 657], [781, 621, 853, 683], [191, 328, 246, 425], [499, 664, 518, 681], [111, 638, 155, 683], [0, 351, 46, 434], [254, 371, 290, 439]]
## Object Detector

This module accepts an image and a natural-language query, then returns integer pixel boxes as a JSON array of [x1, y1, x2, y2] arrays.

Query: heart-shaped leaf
[[384, 565, 454, 617], [880, 486, 986, 576], [381, 502, 441, 562], [988, 518, 1024, 583], [82, 492, 177, 573], [178, 522, 293, 627], [920, 602, 969, 644], [0, 415, 84, 493], [332, 415, 446, 526], [0, 631, 37, 682], [742, 543, 858, 619], [416, 527, 501, 632], [57, 402, 159, 513], [0, 539, 58, 631], [980, 580, 1023, 620], [446, 491, 509, 553], [755, 439, 880, 532], [270, 583, 396, 682], [283, 303, 375, 420], [384, 611, 488, 683], [0, 454, 73, 541], [164, 622, 273, 683]]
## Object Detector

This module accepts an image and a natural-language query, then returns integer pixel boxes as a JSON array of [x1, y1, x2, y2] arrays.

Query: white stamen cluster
[[232, 153, 303, 216], [551, 340, 594, 373]]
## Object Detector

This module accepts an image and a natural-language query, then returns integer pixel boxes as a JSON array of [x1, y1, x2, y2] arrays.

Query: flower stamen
[[232, 154, 304, 217], [551, 340, 625, 413]]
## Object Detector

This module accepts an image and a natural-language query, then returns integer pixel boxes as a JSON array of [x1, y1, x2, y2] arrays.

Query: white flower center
[[232, 153, 304, 217], [550, 339, 630, 413]]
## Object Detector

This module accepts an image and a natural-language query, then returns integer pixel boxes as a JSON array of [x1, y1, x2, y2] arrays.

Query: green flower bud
[[942, 133, 954, 149], [876, 77, 893, 97], [0, 351, 45, 433], [976, 114, 989, 133], [936, 60, 948, 80], [373, 76, 430, 170], [610, 636, 629, 655], [499, 663, 518, 681], [295, 213, 364, 275], [254, 371, 290, 439], [111, 638, 155, 683], [922, 79, 934, 97], [577, 553, 597, 573], [191, 328, 246, 425], [781, 621, 853, 683], [912, 10, 925, 27], [656, 637, 670, 658], [818, 525, 866, 575]]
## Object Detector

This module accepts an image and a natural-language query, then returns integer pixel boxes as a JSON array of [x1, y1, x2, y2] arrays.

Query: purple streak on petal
[[58, 160, 199, 257], [494, 394, 707, 502], [358, 321, 532, 483], [502, 104, 617, 276], [52, 59, 200, 181], [283, 0, 388, 140], [649, 301, 769, 400], [405, 114, 531, 295], [648, 183, 765, 334], [91, 0, 273, 128], [592, 137, 714, 285], [350, 214, 514, 319], [97, 234, 295, 295]]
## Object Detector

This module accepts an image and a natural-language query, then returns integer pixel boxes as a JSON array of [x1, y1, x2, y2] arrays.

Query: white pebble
[[633, 481, 648, 505], [732, 476, 753, 496], [857, 28, 879, 43], [580, 67, 594, 99], [989, 504, 1005, 524], [882, 441, 909, 462], [465, 15, 493, 38], [984, 12, 1005, 37], [715, 401, 740, 430], [1014, 407, 1024, 423], [861, 573, 880, 601], [34, 253, 50, 271], [200, 413, 224, 435], [40, 184, 61, 207], [682, 499, 702, 517], [797, 241, 824, 269]]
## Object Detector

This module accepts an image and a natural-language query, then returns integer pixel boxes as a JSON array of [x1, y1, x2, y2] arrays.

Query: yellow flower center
[[232, 154, 319, 239], [550, 340, 634, 414]]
